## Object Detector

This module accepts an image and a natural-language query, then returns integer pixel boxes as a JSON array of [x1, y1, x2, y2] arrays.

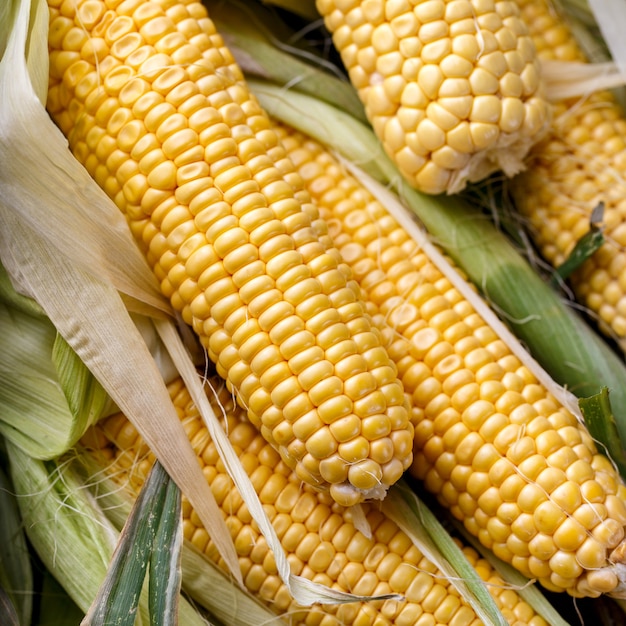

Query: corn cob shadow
[[272, 120, 626, 599], [314, 0, 551, 195], [510, 0, 626, 353], [82, 376, 549, 626], [44, 0, 414, 507]]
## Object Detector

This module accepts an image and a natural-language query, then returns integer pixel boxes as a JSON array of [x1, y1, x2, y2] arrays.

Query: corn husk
[[80, 453, 285, 626], [5, 440, 212, 626], [0, 298, 110, 459], [81, 461, 183, 626], [0, 463, 32, 626], [210, 0, 366, 123]]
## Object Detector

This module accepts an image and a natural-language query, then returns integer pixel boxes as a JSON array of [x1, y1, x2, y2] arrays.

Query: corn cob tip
[[605, 544, 626, 598], [315, 0, 552, 195], [329, 479, 388, 508]]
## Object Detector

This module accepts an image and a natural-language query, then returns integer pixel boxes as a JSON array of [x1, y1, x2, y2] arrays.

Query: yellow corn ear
[[45, 0, 413, 506], [271, 120, 626, 598], [84, 377, 549, 626], [314, 0, 551, 194], [510, 0, 626, 350]]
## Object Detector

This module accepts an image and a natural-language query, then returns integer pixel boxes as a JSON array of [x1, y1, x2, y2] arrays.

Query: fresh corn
[[83, 376, 549, 626], [510, 0, 626, 349], [270, 120, 626, 598], [313, 0, 551, 194], [45, 0, 413, 506]]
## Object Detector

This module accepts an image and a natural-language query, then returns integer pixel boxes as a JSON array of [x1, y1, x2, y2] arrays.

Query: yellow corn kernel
[[83, 377, 548, 625], [314, 0, 550, 194], [511, 0, 626, 349], [272, 121, 626, 598], [46, 0, 412, 506]]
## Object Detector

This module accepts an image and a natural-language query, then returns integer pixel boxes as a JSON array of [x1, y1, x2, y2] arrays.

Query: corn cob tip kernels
[[315, 0, 551, 194], [45, 0, 414, 506]]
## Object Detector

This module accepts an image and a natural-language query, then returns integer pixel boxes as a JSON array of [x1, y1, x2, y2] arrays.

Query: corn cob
[[44, 0, 413, 506], [509, 0, 626, 350], [269, 120, 626, 598], [313, 0, 551, 194], [83, 376, 549, 626]]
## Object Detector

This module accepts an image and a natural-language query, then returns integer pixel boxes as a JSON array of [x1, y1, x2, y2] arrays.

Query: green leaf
[[0, 300, 107, 459], [579, 387, 626, 476], [553, 203, 605, 283], [149, 468, 182, 626], [0, 464, 32, 626], [52, 333, 110, 441], [0, 261, 44, 317], [83, 462, 174, 626], [2, 255, 107, 463], [80, 454, 280, 626], [6, 441, 120, 618]]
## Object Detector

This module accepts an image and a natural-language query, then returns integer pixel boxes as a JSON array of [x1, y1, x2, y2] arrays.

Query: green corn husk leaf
[[385, 482, 507, 626], [82, 461, 182, 626], [149, 465, 183, 625], [553, 203, 605, 283], [0, 262, 44, 317], [248, 79, 626, 444], [579, 388, 626, 476], [6, 440, 135, 621], [79, 454, 285, 626], [0, 463, 32, 626], [207, 0, 366, 124], [6, 440, 209, 626], [0, 300, 108, 459]]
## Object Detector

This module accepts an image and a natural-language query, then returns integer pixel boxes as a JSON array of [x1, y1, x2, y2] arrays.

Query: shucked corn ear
[[314, 0, 551, 194], [510, 0, 626, 350], [271, 120, 626, 598], [83, 376, 549, 626], [44, 0, 413, 506]]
